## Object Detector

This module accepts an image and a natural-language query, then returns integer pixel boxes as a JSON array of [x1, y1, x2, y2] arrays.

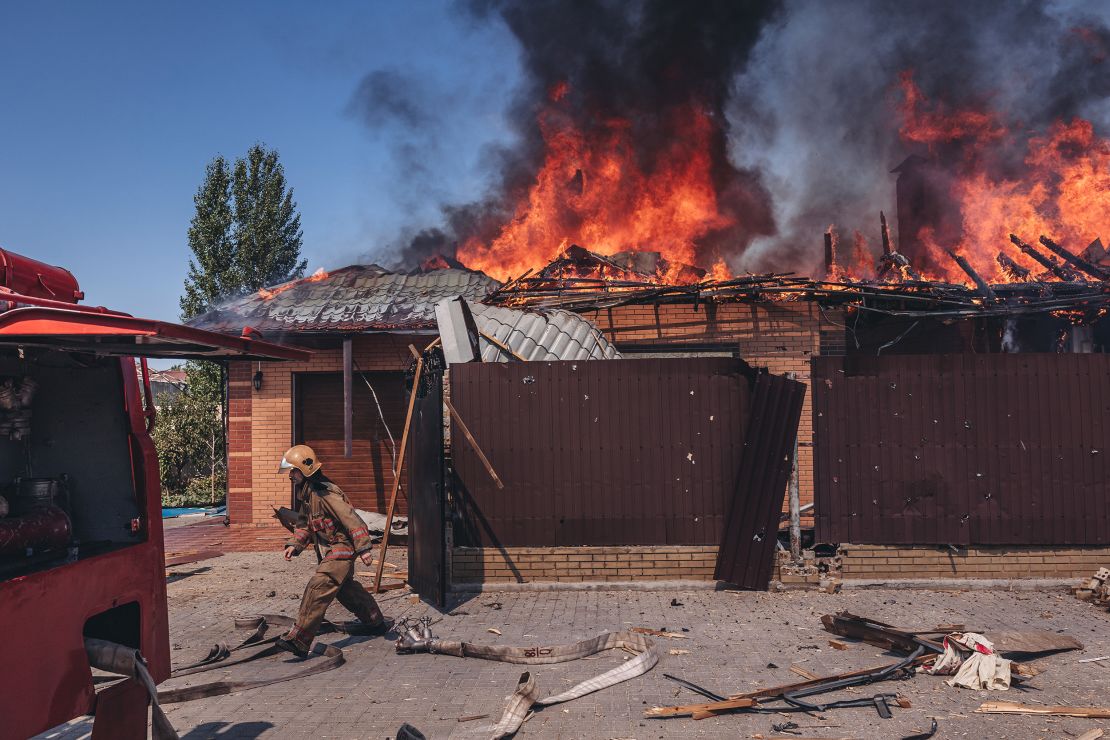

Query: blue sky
[[0, 1, 519, 324]]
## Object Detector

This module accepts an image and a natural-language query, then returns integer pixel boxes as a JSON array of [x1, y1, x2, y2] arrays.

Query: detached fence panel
[[450, 358, 749, 547], [813, 354, 1110, 545]]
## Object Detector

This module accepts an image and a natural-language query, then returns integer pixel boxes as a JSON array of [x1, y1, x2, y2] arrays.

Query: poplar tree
[[161, 144, 306, 505], [180, 144, 306, 319]]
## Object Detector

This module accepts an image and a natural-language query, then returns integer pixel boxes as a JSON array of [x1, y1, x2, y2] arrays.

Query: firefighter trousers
[[287, 557, 384, 648]]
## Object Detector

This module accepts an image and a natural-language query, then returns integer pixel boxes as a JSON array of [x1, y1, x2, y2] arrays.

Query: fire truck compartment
[[0, 347, 145, 579]]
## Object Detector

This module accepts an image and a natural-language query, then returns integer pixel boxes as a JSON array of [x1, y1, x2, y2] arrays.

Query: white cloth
[[922, 632, 1012, 690]]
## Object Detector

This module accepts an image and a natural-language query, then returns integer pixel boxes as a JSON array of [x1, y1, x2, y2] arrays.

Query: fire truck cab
[[0, 249, 308, 739]]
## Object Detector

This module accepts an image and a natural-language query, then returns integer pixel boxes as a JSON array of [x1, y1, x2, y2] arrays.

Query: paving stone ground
[[38, 551, 1110, 740]]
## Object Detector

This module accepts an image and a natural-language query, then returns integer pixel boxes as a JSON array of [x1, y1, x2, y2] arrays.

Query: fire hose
[[85, 614, 351, 738], [395, 617, 660, 739]]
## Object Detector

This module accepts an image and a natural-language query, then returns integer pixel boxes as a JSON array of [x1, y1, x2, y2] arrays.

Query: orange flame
[[456, 87, 735, 283], [897, 71, 1110, 284], [258, 267, 329, 300]]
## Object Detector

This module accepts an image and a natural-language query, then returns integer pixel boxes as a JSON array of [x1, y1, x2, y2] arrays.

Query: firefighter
[[275, 444, 390, 658]]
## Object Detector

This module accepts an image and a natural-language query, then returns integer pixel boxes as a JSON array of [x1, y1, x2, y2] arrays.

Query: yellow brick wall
[[452, 546, 719, 583], [840, 544, 1110, 580]]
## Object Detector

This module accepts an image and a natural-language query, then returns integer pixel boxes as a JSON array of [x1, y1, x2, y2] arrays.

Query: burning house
[[192, 3, 1110, 594]]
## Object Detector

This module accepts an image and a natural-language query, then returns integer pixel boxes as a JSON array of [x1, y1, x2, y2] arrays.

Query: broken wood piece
[[975, 701, 1110, 718], [1076, 730, 1105, 740], [1079, 655, 1110, 664], [728, 655, 933, 701], [985, 629, 1083, 654], [667, 649, 690, 656], [630, 627, 689, 639], [456, 714, 489, 723], [644, 697, 755, 718], [487, 628, 502, 635], [444, 396, 505, 490], [1039, 235, 1110, 280], [790, 664, 821, 680], [821, 612, 942, 654], [1009, 234, 1080, 281], [828, 639, 849, 650], [479, 330, 526, 361], [948, 250, 997, 302], [996, 252, 1032, 282]]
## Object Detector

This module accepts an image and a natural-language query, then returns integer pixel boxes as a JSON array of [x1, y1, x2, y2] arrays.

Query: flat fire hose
[[157, 614, 346, 704], [85, 637, 179, 740], [395, 619, 659, 739]]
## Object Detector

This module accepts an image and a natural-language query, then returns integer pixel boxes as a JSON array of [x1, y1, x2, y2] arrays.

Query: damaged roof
[[187, 265, 500, 334], [468, 301, 622, 362]]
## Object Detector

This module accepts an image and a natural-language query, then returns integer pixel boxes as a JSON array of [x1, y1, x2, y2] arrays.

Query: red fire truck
[[0, 248, 308, 739]]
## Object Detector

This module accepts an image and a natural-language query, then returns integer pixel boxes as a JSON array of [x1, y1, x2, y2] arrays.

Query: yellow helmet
[[278, 444, 323, 476]]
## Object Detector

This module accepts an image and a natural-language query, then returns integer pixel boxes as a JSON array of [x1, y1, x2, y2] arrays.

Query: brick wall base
[[452, 546, 718, 583], [840, 544, 1110, 580], [450, 543, 1110, 586]]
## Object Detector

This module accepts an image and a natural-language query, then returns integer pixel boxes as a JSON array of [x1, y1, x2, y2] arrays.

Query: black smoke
[[353, 0, 782, 271], [730, 0, 1110, 275]]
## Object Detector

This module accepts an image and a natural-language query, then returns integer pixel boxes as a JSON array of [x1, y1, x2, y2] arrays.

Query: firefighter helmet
[[278, 445, 323, 476]]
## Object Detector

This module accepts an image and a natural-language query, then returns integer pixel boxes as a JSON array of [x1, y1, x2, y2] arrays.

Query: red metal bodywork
[[0, 256, 310, 738], [2, 358, 170, 739], [0, 248, 83, 303]]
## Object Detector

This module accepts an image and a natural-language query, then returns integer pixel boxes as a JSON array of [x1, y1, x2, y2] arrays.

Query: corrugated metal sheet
[[468, 302, 621, 361], [187, 266, 500, 333], [813, 354, 1110, 545], [450, 358, 749, 547], [714, 373, 807, 589]]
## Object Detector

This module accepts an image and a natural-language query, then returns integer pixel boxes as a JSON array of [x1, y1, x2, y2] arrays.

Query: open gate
[[406, 358, 446, 608]]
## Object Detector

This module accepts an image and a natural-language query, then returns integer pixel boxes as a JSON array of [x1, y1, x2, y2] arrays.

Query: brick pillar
[[227, 361, 253, 525]]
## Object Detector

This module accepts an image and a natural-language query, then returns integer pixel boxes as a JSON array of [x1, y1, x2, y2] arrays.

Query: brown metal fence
[[813, 354, 1110, 545], [450, 358, 750, 547]]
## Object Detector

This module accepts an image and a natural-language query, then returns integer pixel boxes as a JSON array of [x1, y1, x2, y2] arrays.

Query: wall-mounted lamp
[[253, 362, 263, 392]]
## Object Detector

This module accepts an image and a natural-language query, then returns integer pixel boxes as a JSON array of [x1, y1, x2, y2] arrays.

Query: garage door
[[295, 371, 409, 514]]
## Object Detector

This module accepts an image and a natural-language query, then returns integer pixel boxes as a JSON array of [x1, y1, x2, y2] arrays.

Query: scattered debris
[[827, 639, 849, 651], [921, 632, 1012, 691], [901, 718, 939, 740], [1079, 655, 1110, 664], [487, 628, 502, 635], [975, 701, 1110, 718], [668, 649, 690, 656], [456, 714, 489, 723], [484, 601, 504, 610], [669, 598, 684, 607], [1076, 730, 1105, 740], [1075, 567, 1110, 607], [630, 627, 689, 639], [395, 618, 659, 738], [790, 665, 821, 680]]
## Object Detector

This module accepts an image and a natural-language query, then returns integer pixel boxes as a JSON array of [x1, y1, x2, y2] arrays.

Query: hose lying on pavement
[[85, 638, 179, 740], [395, 617, 660, 739], [157, 614, 347, 704]]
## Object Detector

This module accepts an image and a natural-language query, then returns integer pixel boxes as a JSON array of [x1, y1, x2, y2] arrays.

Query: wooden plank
[[790, 664, 821, 680], [372, 346, 423, 594], [444, 396, 504, 489], [975, 701, 1110, 718]]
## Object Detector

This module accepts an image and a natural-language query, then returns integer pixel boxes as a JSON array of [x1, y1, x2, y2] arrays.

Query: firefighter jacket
[[286, 478, 373, 561]]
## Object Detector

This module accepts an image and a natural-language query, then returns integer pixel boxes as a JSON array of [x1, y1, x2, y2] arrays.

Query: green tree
[[180, 143, 306, 320], [152, 379, 226, 506], [159, 143, 306, 506]]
